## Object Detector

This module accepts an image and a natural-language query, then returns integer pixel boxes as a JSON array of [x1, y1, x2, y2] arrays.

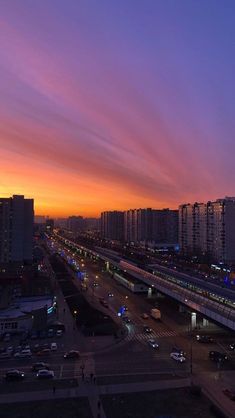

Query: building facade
[[124, 208, 178, 246], [179, 197, 235, 263], [100, 211, 124, 241], [0, 195, 34, 263]]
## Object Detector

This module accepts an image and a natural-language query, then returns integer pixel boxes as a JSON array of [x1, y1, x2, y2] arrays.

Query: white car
[[51, 342, 57, 351], [56, 330, 63, 337], [14, 349, 32, 358], [170, 352, 186, 363]]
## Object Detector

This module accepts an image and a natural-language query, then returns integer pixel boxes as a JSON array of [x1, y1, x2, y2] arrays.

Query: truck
[[150, 308, 161, 320]]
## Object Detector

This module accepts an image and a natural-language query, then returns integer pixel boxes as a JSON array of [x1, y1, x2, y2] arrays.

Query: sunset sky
[[0, 1, 235, 217]]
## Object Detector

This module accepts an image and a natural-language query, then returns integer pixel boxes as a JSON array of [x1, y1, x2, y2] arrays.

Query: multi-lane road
[[46, 236, 235, 381]]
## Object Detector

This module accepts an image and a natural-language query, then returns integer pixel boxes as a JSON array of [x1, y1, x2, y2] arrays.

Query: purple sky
[[0, 0, 234, 216]]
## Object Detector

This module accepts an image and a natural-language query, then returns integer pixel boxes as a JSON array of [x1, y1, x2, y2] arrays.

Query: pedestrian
[[82, 372, 85, 381], [90, 372, 93, 382], [93, 375, 96, 384], [53, 386, 56, 394], [63, 308, 66, 314], [97, 400, 101, 409]]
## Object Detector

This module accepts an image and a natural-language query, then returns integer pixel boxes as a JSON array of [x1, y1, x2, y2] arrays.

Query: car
[[229, 343, 235, 351], [3, 333, 10, 343], [172, 346, 186, 356], [222, 388, 235, 401], [51, 342, 57, 351], [209, 351, 228, 362], [93, 282, 98, 287], [99, 298, 108, 308], [47, 329, 54, 338], [148, 339, 159, 349], [141, 313, 149, 319], [143, 326, 153, 334], [6, 346, 14, 354], [108, 292, 114, 297], [0, 352, 11, 359], [32, 344, 41, 353], [14, 349, 32, 358], [122, 315, 131, 323], [32, 362, 50, 372], [56, 330, 63, 337], [170, 352, 186, 362], [123, 305, 128, 312], [36, 369, 54, 379], [5, 370, 25, 381], [196, 335, 214, 343], [63, 350, 80, 359], [37, 348, 51, 356]]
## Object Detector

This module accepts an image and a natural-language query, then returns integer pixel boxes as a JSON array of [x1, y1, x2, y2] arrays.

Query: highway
[[44, 235, 235, 382]]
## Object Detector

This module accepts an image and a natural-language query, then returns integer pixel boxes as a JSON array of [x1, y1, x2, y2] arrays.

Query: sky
[[0, 0, 235, 217]]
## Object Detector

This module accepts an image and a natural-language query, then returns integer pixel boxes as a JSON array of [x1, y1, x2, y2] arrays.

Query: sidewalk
[[194, 371, 235, 418]]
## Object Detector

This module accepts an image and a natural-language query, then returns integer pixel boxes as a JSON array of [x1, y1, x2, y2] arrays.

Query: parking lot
[[0, 327, 84, 386]]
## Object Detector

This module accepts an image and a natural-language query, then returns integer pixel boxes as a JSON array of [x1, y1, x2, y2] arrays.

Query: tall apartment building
[[0, 195, 34, 263], [100, 211, 124, 241], [179, 197, 235, 263], [179, 203, 207, 256], [124, 208, 178, 246]]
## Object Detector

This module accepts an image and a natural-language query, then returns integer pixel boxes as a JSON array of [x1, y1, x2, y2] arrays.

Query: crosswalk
[[126, 329, 178, 343]]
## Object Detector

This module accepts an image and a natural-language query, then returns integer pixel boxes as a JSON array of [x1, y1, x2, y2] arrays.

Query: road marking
[[59, 364, 63, 378]]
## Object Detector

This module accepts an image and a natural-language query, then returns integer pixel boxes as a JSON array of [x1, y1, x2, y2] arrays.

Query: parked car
[[56, 330, 63, 338], [209, 351, 228, 362], [5, 370, 25, 381], [14, 349, 32, 359], [36, 369, 54, 379], [170, 352, 186, 363], [108, 292, 114, 297], [148, 339, 159, 349], [196, 335, 214, 343], [47, 329, 54, 338], [0, 352, 11, 359], [37, 348, 51, 356], [51, 343, 57, 351], [63, 350, 80, 359], [32, 344, 41, 353], [32, 362, 50, 372]]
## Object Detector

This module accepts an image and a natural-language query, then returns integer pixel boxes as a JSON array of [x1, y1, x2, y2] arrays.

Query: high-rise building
[[100, 211, 124, 241], [179, 203, 207, 256], [0, 195, 34, 263], [124, 208, 178, 246], [67, 216, 85, 233], [179, 197, 235, 263]]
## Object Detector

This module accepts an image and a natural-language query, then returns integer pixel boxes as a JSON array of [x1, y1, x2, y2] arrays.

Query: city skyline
[[1, 1, 235, 217]]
